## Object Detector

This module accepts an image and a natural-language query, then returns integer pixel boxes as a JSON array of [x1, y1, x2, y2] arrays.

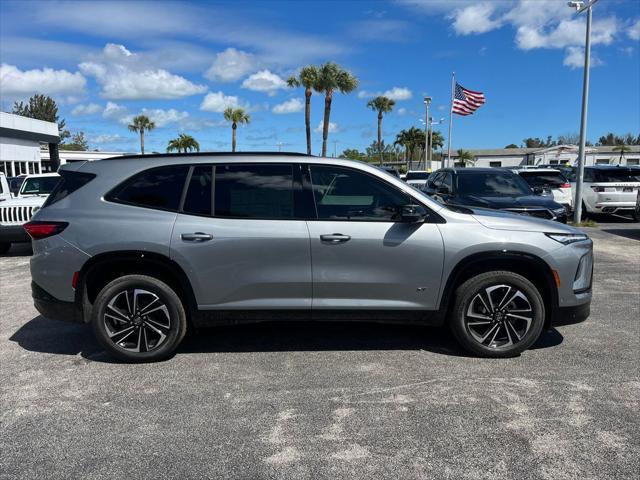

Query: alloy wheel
[[464, 284, 534, 350], [103, 289, 171, 353]]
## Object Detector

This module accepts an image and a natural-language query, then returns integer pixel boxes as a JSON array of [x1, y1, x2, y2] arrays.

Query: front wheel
[[91, 275, 187, 362], [450, 271, 545, 358]]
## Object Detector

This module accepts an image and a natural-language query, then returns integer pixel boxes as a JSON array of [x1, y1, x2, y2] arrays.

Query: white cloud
[[241, 70, 286, 95], [516, 16, 618, 50], [450, 2, 503, 35], [200, 91, 247, 112], [101, 101, 200, 130], [629, 19, 640, 41], [397, 107, 407, 116], [205, 48, 257, 82], [357, 86, 412, 101], [315, 121, 339, 133], [272, 98, 303, 114], [71, 103, 102, 116], [102, 101, 129, 122], [0, 63, 86, 101], [563, 46, 603, 69], [91, 133, 128, 144], [79, 43, 207, 100], [140, 108, 189, 128]]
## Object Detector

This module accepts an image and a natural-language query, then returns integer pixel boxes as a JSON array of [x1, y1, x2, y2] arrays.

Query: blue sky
[[1, 0, 639, 154]]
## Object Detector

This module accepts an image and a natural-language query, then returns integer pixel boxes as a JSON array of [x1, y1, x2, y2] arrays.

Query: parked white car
[[0, 173, 60, 254], [0, 173, 11, 202], [510, 168, 574, 211], [572, 165, 640, 217], [404, 170, 431, 189]]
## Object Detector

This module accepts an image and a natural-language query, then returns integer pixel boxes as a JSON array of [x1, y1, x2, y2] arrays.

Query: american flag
[[452, 83, 485, 116]]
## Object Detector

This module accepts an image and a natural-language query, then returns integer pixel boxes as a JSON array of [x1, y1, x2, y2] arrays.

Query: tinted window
[[442, 173, 453, 190], [593, 168, 640, 182], [518, 171, 568, 187], [112, 165, 188, 211], [428, 172, 443, 188], [20, 176, 60, 195], [310, 165, 409, 221], [183, 166, 213, 215], [456, 172, 531, 196], [43, 171, 95, 207], [214, 164, 294, 219], [406, 171, 430, 180]]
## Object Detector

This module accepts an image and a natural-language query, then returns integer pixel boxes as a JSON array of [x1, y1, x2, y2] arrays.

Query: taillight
[[560, 183, 571, 188], [23, 221, 68, 240], [591, 186, 604, 192]]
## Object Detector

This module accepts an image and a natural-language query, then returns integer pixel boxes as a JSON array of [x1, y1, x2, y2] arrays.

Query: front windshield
[[20, 177, 60, 195], [457, 172, 531, 197], [519, 171, 568, 187]]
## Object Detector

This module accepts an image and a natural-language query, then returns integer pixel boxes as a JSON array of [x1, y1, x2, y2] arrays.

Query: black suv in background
[[423, 168, 568, 222]]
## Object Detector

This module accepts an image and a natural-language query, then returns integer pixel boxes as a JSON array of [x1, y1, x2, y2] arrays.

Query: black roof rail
[[100, 151, 314, 161]]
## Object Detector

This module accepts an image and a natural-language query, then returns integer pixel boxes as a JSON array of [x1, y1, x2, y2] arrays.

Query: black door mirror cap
[[400, 204, 428, 223]]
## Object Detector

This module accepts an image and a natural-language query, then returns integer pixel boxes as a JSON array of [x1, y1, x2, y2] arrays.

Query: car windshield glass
[[406, 172, 430, 180], [20, 177, 59, 195], [518, 171, 568, 187], [456, 172, 531, 196], [594, 169, 640, 182]]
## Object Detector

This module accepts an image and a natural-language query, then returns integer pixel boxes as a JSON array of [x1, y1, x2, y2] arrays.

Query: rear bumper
[[0, 224, 29, 243], [32, 281, 83, 323]]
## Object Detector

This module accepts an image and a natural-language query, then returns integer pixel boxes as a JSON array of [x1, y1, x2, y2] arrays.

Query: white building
[[40, 149, 131, 173], [448, 144, 640, 168], [0, 112, 59, 176]]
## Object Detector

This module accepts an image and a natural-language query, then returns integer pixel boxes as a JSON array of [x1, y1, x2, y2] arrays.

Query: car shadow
[[1, 243, 32, 257], [10, 316, 564, 363], [600, 229, 640, 241]]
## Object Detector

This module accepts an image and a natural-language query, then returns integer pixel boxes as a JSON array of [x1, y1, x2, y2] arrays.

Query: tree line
[[508, 132, 640, 149]]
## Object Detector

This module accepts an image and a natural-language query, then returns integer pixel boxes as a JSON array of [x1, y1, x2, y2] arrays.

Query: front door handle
[[181, 232, 213, 242], [320, 233, 351, 243]]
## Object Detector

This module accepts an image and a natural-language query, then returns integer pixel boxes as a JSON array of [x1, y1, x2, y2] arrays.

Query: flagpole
[[446, 72, 455, 168]]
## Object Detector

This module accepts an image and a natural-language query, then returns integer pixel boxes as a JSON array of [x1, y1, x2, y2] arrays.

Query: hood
[[0, 196, 47, 207], [455, 194, 561, 209], [469, 207, 580, 233]]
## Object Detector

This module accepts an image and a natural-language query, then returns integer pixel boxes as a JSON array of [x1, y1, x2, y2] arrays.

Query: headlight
[[545, 233, 589, 245]]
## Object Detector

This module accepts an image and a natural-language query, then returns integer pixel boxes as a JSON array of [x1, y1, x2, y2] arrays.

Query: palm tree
[[612, 144, 631, 164], [367, 96, 395, 165], [429, 130, 445, 153], [394, 127, 425, 170], [456, 149, 475, 167], [314, 62, 359, 157], [128, 115, 155, 154], [287, 66, 319, 155], [166, 133, 200, 153], [223, 107, 250, 152]]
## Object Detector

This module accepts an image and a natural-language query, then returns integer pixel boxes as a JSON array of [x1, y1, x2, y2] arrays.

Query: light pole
[[569, 0, 598, 224], [424, 96, 431, 171], [429, 117, 445, 171]]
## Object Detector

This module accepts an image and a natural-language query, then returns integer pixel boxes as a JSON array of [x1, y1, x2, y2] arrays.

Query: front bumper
[[550, 301, 591, 326], [0, 224, 30, 243], [32, 281, 83, 323]]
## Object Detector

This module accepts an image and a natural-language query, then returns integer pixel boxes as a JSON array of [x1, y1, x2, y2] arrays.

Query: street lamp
[[429, 117, 445, 171], [424, 96, 431, 171], [568, 0, 599, 224]]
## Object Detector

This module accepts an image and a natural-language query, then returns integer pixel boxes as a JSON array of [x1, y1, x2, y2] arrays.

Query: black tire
[[91, 274, 187, 362], [450, 271, 545, 358], [0, 242, 10, 255]]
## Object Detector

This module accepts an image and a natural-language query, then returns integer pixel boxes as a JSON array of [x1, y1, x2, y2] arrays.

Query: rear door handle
[[181, 232, 213, 242], [320, 233, 351, 243]]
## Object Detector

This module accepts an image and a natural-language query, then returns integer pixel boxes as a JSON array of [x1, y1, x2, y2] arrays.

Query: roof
[[0, 112, 59, 144], [585, 164, 640, 169], [100, 151, 313, 161], [443, 167, 513, 174]]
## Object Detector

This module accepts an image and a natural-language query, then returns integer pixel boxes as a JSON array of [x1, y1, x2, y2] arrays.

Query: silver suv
[[27, 153, 593, 361]]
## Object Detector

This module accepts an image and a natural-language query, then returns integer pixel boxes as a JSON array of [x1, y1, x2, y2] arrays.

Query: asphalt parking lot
[[1, 220, 639, 480]]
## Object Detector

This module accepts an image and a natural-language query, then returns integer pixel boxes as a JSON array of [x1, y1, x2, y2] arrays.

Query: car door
[[170, 163, 312, 310], [305, 164, 444, 311]]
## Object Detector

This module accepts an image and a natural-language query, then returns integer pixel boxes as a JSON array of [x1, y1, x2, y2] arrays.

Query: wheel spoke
[[505, 312, 532, 321], [144, 321, 167, 346], [106, 304, 129, 322], [146, 317, 170, 331], [109, 325, 135, 341], [479, 324, 500, 343], [505, 319, 522, 341], [497, 286, 513, 309]]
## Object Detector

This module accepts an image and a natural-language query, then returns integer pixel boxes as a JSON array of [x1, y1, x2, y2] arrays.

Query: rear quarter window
[[108, 165, 189, 211], [43, 171, 96, 207]]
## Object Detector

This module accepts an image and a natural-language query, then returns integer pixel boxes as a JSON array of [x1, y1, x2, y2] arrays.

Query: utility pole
[[424, 97, 431, 171], [568, 0, 599, 224], [332, 140, 338, 158]]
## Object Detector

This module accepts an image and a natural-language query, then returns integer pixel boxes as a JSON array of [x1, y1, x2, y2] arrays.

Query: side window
[[214, 164, 294, 219], [442, 173, 453, 190], [183, 165, 213, 215], [110, 165, 189, 211], [309, 165, 409, 221], [429, 172, 443, 188]]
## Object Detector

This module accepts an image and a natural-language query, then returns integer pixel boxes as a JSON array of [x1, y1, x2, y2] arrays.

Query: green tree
[[166, 133, 200, 153], [340, 149, 365, 161], [314, 62, 359, 157], [287, 66, 319, 155], [456, 149, 475, 167], [429, 129, 445, 153], [366, 96, 395, 165], [505, 143, 519, 149], [12, 94, 69, 140], [62, 132, 89, 151], [394, 127, 425, 170], [127, 115, 155, 154], [223, 107, 250, 152], [612, 144, 631, 163]]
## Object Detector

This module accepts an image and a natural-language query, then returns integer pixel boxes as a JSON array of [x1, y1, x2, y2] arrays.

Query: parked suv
[[423, 168, 568, 222], [27, 153, 592, 361], [571, 165, 640, 218], [509, 168, 573, 212]]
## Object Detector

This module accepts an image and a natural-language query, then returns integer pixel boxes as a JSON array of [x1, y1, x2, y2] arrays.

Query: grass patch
[[571, 219, 598, 227]]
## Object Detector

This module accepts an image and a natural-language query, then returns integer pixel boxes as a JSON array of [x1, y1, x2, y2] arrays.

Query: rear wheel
[[91, 274, 187, 362], [450, 271, 545, 358], [0, 242, 10, 254]]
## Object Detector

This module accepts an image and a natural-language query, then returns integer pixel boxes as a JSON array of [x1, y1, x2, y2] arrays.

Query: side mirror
[[400, 204, 428, 223], [532, 186, 545, 195], [436, 185, 451, 195]]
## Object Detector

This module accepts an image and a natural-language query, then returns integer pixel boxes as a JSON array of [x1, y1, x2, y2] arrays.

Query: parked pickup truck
[[0, 173, 59, 254]]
